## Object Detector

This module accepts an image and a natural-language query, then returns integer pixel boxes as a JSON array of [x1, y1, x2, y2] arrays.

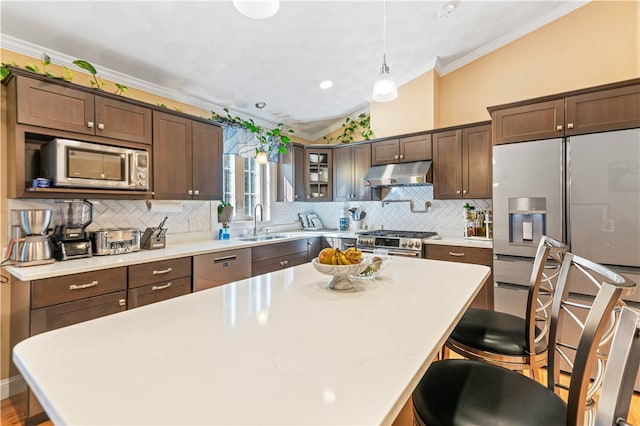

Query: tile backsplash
[[7, 186, 491, 243]]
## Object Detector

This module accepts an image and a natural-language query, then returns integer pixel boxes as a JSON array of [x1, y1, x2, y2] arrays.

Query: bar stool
[[412, 253, 636, 426], [445, 235, 567, 379]]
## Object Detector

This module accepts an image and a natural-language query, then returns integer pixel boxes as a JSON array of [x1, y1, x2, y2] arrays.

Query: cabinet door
[[128, 257, 191, 289], [252, 252, 308, 276], [492, 99, 565, 145], [371, 139, 399, 165], [305, 149, 332, 201], [153, 111, 192, 199], [352, 144, 372, 201], [462, 125, 492, 199], [192, 121, 223, 200], [400, 134, 431, 162], [333, 145, 352, 201], [30, 291, 127, 335], [566, 84, 640, 135], [433, 129, 462, 199], [16, 76, 95, 135], [307, 237, 324, 261], [127, 276, 191, 309], [94, 96, 152, 144], [278, 144, 305, 202]]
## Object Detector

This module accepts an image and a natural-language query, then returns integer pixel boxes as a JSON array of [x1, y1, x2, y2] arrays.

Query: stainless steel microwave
[[41, 138, 149, 190]]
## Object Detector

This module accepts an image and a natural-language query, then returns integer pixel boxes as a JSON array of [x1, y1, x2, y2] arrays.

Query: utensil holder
[[141, 227, 166, 250]]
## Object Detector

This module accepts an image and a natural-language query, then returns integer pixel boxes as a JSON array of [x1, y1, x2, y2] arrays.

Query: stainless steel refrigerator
[[492, 128, 640, 387]]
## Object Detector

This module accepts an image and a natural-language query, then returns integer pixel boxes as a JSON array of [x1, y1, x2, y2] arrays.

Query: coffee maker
[[50, 200, 94, 261], [5, 209, 55, 267]]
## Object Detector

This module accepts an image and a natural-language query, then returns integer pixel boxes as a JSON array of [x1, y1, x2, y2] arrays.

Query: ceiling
[[0, 1, 587, 140]]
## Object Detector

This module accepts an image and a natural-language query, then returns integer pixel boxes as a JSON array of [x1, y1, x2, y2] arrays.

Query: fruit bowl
[[352, 255, 391, 279], [311, 258, 368, 290]]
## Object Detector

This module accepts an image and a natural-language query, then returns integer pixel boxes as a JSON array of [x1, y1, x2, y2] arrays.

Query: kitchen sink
[[237, 235, 288, 242]]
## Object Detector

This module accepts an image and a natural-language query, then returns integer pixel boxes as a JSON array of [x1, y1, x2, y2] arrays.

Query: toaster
[[91, 228, 141, 255]]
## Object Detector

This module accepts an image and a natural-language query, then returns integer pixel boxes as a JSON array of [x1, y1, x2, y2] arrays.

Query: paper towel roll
[[146, 200, 183, 213]]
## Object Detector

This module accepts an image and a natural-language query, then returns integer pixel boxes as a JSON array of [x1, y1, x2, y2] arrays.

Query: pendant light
[[255, 149, 269, 164], [233, 0, 279, 20], [372, 0, 398, 102]]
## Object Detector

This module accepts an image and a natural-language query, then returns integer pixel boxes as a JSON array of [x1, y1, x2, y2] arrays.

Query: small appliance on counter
[[5, 209, 55, 267], [140, 216, 167, 250], [91, 228, 141, 255], [50, 200, 93, 261]]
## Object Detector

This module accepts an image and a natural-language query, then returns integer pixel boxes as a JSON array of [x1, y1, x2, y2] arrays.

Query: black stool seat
[[413, 359, 566, 426], [449, 308, 547, 356]]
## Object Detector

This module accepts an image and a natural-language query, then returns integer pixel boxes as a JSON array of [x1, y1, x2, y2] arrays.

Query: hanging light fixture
[[372, 0, 398, 102], [233, 0, 280, 20], [255, 149, 269, 164]]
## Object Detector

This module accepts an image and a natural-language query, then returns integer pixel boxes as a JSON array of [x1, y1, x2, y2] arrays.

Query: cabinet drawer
[[193, 248, 252, 292], [127, 276, 191, 309], [424, 244, 492, 266], [31, 267, 127, 309], [30, 291, 126, 335], [252, 239, 308, 262], [252, 251, 308, 276], [128, 257, 191, 288]]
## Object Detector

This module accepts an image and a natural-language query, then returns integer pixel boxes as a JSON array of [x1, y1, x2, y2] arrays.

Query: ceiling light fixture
[[255, 101, 267, 109], [255, 149, 269, 164], [438, 2, 456, 20], [320, 80, 333, 90], [372, 0, 398, 102], [233, 0, 280, 20]]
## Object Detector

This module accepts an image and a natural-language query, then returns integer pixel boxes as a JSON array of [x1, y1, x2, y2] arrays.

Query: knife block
[[141, 227, 166, 250]]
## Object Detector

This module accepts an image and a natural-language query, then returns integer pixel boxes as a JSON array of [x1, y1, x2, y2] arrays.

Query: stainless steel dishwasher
[[193, 248, 252, 291]]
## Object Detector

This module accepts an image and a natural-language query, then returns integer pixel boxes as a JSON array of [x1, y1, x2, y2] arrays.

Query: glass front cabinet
[[304, 148, 332, 201]]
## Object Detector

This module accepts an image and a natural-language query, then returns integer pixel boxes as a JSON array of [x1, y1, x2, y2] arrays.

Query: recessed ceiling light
[[438, 2, 456, 20], [320, 80, 333, 90], [255, 102, 267, 109]]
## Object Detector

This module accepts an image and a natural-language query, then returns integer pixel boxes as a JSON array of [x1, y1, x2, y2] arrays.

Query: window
[[222, 154, 275, 220]]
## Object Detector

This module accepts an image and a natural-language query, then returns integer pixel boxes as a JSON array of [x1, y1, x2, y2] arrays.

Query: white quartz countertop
[[5, 230, 490, 281], [423, 236, 493, 249], [13, 257, 490, 425]]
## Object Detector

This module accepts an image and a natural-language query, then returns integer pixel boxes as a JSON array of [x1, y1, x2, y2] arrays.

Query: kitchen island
[[13, 256, 490, 425]]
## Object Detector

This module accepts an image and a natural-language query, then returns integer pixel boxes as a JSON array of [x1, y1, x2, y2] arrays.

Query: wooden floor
[[1, 382, 639, 425]]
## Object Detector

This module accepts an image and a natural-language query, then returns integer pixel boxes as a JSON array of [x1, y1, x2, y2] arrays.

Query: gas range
[[356, 230, 437, 257]]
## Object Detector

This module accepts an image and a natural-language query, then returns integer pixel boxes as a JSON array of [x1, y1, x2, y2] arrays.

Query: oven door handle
[[358, 248, 421, 257]]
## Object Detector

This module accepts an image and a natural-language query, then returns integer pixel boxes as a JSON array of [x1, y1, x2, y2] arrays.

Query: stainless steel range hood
[[362, 161, 432, 187]]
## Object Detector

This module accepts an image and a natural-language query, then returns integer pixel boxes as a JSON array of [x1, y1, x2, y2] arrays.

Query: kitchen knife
[[154, 217, 168, 237]]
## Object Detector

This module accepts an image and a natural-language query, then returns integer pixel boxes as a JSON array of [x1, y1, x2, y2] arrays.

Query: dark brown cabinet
[[193, 248, 252, 291], [277, 144, 306, 202], [306, 237, 326, 261], [433, 124, 492, 200], [333, 143, 371, 201], [305, 148, 332, 201], [16, 75, 152, 144], [153, 111, 223, 200], [424, 244, 494, 310], [127, 257, 192, 308], [252, 239, 309, 276], [491, 81, 640, 144], [371, 133, 431, 165]]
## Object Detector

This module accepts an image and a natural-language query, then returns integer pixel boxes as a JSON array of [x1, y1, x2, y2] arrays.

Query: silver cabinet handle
[[69, 280, 98, 290], [557, 124, 563, 131], [188, 189, 193, 195], [400, 154, 404, 159], [456, 190, 461, 194], [567, 123, 574, 129], [448, 252, 465, 257], [152, 282, 172, 291], [394, 155, 399, 159], [214, 255, 237, 263], [98, 123, 105, 130], [153, 267, 173, 275], [463, 190, 467, 194], [279, 260, 289, 266], [119, 299, 126, 307], [194, 190, 200, 195], [87, 121, 94, 128]]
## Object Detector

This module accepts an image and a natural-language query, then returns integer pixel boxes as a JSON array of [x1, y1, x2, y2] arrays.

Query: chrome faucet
[[253, 203, 263, 235]]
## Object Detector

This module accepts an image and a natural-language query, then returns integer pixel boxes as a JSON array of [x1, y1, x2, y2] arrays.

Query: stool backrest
[[525, 236, 568, 355], [546, 253, 636, 426]]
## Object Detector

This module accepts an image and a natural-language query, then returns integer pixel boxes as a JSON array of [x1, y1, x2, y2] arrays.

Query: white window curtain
[[222, 125, 279, 162]]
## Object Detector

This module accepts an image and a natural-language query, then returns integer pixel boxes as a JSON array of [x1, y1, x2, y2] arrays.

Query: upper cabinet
[[305, 148, 332, 201], [153, 111, 222, 200], [371, 133, 431, 165], [277, 144, 306, 202], [16, 75, 152, 144], [491, 80, 640, 145], [433, 123, 492, 200], [333, 143, 371, 202]]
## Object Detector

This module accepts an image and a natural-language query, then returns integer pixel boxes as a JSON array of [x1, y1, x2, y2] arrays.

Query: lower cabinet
[[424, 244, 494, 310], [306, 237, 326, 261], [127, 257, 192, 308], [193, 248, 252, 291], [252, 239, 309, 276]]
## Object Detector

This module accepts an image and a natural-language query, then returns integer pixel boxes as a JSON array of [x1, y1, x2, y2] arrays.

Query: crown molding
[[436, 1, 590, 76]]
